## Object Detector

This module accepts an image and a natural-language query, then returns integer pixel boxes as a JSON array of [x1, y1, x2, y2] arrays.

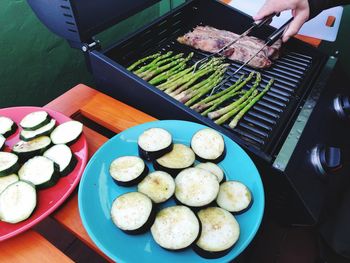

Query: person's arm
[[254, 0, 350, 42]]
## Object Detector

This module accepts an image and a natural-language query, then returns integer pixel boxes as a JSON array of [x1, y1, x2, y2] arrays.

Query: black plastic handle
[[253, 13, 277, 27], [266, 17, 294, 46]]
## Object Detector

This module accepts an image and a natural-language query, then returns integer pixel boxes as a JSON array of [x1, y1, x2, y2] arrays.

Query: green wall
[[0, 1, 348, 108], [0, 0, 184, 108]]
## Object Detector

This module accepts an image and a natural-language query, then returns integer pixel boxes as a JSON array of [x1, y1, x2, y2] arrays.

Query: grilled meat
[[177, 26, 282, 68]]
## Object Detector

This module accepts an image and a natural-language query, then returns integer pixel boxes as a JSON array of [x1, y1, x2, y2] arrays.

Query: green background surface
[[0, 0, 348, 108]]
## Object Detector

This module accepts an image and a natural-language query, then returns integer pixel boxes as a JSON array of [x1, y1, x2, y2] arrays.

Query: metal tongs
[[232, 16, 294, 75], [193, 13, 293, 74]]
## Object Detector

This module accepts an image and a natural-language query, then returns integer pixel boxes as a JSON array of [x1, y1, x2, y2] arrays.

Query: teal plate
[[78, 120, 264, 263]]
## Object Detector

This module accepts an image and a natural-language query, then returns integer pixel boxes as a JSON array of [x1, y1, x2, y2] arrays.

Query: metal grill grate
[[105, 0, 325, 158]]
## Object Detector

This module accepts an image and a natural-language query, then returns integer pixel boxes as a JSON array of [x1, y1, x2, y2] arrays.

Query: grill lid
[[26, 0, 161, 48]]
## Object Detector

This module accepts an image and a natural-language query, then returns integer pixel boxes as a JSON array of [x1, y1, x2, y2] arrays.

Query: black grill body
[[27, 0, 350, 226]]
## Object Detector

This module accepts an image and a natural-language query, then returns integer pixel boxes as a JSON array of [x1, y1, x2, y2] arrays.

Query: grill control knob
[[311, 145, 342, 177], [333, 95, 350, 119]]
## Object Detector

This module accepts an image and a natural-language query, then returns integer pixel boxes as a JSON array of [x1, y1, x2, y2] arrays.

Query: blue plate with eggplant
[[78, 120, 264, 263]]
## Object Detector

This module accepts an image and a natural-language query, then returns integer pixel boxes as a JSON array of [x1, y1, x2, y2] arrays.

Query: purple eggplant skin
[[138, 143, 173, 161], [112, 165, 149, 187], [152, 160, 193, 178], [193, 147, 226, 164], [193, 243, 235, 259]]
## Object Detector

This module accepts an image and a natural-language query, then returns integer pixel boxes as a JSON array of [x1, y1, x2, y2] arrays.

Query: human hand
[[254, 0, 310, 42]]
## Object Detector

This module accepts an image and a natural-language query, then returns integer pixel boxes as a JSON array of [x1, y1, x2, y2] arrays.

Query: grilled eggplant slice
[[0, 174, 19, 194], [0, 152, 19, 177], [111, 192, 155, 234], [50, 121, 83, 145], [20, 119, 56, 141], [20, 111, 51, 131], [195, 162, 225, 183], [153, 144, 195, 177], [216, 181, 253, 214], [12, 136, 51, 162], [43, 144, 77, 176], [175, 167, 219, 208], [0, 181, 37, 224], [18, 156, 60, 189], [151, 206, 201, 250], [0, 134, 5, 150], [138, 128, 173, 161], [191, 128, 226, 163], [194, 207, 240, 258], [137, 171, 175, 203], [109, 156, 148, 186], [0, 116, 17, 138]]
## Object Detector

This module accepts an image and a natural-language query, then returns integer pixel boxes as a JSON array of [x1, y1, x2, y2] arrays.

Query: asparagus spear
[[175, 72, 223, 102], [160, 58, 222, 92], [148, 53, 194, 85], [127, 52, 161, 71], [178, 65, 227, 103], [164, 65, 217, 94], [184, 74, 225, 106], [229, 78, 274, 129], [208, 72, 261, 120], [171, 64, 227, 97], [157, 66, 194, 90], [201, 90, 245, 116], [140, 56, 188, 81], [215, 90, 259, 125], [191, 74, 246, 111], [149, 63, 186, 85], [137, 53, 184, 79], [134, 51, 173, 74]]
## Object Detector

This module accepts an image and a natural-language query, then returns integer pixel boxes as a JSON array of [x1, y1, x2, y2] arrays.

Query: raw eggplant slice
[[194, 207, 240, 258], [175, 167, 219, 208], [191, 128, 226, 163], [138, 128, 173, 161], [0, 174, 19, 194], [0, 116, 17, 138], [50, 121, 83, 145], [153, 144, 195, 177], [18, 156, 60, 189], [137, 171, 175, 203], [109, 156, 148, 186], [0, 152, 19, 177], [20, 119, 56, 141], [216, 181, 253, 214], [0, 134, 5, 150], [20, 111, 51, 131], [0, 181, 37, 224], [196, 162, 225, 183], [111, 192, 155, 234], [43, 144, 77, 176], [151, 205, 200, 250], [12, 136, 51, 161]]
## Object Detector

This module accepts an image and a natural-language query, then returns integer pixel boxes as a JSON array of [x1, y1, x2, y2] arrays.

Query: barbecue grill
[[27, 0, 350, 227]]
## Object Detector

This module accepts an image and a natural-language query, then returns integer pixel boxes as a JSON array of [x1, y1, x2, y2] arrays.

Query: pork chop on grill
[[177, 26, 282, 68]]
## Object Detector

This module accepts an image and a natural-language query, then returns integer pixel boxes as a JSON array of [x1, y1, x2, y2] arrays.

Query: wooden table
[[0, 84, 155, 262]]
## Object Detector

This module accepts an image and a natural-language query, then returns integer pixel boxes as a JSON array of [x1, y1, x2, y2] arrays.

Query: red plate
[[0, 106, 88, 241]]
